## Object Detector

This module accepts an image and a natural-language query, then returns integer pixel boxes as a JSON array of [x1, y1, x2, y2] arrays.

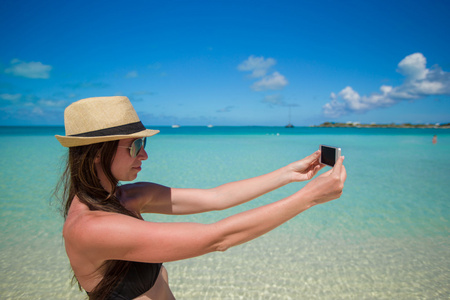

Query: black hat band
[[70, 121, 146, 137]]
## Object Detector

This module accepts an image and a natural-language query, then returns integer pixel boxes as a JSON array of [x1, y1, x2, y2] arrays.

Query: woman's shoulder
[[62, 199, 149, 274], [63, 201, 144, 255], [63, 198, 112, 242], [118, 182, 170, 210]]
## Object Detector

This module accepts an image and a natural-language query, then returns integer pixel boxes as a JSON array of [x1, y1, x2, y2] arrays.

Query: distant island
[[313, 122, 450, 129]]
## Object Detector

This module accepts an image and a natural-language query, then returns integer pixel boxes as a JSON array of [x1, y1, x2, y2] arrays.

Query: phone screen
[[321, 145, 338, 166]]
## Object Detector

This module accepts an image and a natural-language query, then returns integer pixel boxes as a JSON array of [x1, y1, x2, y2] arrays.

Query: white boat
[[285, 107, 294, 128]]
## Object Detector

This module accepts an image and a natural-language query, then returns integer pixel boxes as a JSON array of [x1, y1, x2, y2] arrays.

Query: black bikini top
[[88, 261, 162, 300]]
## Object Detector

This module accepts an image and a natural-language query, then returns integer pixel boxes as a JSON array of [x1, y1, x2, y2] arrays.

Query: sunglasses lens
[[131, 138, 146, 157]]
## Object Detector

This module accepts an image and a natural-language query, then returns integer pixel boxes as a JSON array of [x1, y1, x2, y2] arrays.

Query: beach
[[0, 126, 449, 299]]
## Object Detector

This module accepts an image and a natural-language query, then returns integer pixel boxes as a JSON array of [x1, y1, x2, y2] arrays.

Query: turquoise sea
[[0, 126, 449, 299]]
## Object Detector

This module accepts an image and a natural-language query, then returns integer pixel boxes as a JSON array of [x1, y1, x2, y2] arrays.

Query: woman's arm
[[72, 157, 345, 264], [130, 150, 324, 215]]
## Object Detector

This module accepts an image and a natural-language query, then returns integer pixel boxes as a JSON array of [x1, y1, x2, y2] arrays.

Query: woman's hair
[[55, 140, 140, 300]]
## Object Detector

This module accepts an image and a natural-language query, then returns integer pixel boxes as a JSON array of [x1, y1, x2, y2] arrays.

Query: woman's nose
[[138, 148, 148, 160]]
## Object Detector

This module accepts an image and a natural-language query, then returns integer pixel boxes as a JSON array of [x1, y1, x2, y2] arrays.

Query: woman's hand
[[287, 150, 325, 182], [300, 156, 347, 206]]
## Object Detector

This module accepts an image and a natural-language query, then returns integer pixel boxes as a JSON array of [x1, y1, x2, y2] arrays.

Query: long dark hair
[[56, 140, 140, 300]]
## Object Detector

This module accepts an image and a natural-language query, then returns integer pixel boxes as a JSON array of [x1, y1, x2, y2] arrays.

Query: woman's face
[[111, 138, 148, 182]]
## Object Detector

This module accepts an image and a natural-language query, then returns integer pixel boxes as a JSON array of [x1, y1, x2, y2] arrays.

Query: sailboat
[[285, 106, 294, 128]]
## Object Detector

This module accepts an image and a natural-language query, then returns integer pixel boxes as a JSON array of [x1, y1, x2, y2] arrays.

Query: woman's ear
[[94, 152, 101, 164]]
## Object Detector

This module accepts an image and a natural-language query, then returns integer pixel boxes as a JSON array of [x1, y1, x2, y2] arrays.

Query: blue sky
[[1, 0, 449, 126]]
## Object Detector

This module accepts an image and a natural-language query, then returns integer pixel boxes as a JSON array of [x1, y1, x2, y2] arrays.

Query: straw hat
[[55, 96, 159, 147]]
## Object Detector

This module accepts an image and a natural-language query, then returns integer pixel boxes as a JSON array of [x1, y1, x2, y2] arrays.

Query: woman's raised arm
[[132, 150, 325, 215], [76, 157, 345, 265]]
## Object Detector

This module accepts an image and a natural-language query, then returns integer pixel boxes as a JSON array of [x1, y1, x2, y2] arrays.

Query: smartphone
[[319, 145, 341, 167]]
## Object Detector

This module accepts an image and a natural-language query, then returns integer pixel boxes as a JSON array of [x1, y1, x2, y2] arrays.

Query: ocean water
[[0, 126, 449, 299]]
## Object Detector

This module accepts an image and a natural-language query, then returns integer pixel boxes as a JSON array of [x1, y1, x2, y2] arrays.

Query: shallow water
[[0, 127, 448, 299]]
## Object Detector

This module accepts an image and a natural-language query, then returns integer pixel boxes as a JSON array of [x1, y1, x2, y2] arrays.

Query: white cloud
[[238, 55, 276, 78], [32, 106, 45, 116], [0, 93, 22, 102], [262, 94, 299, 107], [262, 94, 285, 106], [4, 59, 52, 79], [238, 55, 289, 93], [217, 106, 234, 113], [38, 99, 66, 107], [125, 71, 138, 78], [397, 52, 428, 80], [323, 53, 450, 117], [252, 72, 288, 91]]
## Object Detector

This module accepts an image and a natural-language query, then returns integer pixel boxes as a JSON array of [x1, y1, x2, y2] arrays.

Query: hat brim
[[55, 129, 160, 147]]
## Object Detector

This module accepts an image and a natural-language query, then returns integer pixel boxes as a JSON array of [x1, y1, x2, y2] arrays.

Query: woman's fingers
[[331, 156, 346, 180]]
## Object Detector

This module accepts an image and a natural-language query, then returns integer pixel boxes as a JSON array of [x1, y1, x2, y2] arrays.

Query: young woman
[[55, 96, 346, 300]]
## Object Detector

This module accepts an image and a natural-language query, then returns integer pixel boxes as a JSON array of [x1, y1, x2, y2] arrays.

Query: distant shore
[[312, 122, 450, 129]]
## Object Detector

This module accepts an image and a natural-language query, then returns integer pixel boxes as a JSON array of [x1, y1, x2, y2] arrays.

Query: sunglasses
[[118, 137, 147, 157]]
